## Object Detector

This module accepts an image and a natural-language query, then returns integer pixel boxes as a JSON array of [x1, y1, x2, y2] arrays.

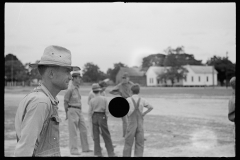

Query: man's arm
[[109, 84, 121, 96], [88, 100, 93, 122], [142, 99, 153, 117], [228, 97, 235, 122], [14, 103, 49, 156], [105, 98, 110, 119], [64, 89, 72, 120]]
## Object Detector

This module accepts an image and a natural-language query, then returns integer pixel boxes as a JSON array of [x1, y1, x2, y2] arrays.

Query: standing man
[[88, 83, 117, 157], [88, 81, 117, 148], [109, 72, 134, 138], [14, 45, 80, 156], [123, 83, 153, 157], [64, 70, 93, 155], [228, 76, 235, 154]]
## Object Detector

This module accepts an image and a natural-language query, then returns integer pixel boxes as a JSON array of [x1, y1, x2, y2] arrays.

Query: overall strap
[[131, 97, 141, 110], [16, 88, 49, 143]]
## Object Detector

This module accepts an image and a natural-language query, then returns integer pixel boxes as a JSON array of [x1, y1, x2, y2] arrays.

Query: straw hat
[[29, 45, 80, 71], [92, 83, 102, 91]]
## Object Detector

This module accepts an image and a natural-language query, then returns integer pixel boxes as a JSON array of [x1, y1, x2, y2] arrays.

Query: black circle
[[108, 97, 129, 118]]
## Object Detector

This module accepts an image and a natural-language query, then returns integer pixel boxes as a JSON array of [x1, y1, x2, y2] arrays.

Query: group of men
[[13, 45, 153, 157]]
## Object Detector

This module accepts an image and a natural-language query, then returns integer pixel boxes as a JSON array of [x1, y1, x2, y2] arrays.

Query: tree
[[82, 62, 106, 82], [158, 46, 190, 86], [164, 46, 202, 65], [5, 53, 28, 82], [106, 62, 127, 83], [141, 53, 166, 69], [206, 55, 235, 86]]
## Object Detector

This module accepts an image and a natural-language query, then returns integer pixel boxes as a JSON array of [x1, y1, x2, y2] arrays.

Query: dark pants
[[92, 112, 115, 157]]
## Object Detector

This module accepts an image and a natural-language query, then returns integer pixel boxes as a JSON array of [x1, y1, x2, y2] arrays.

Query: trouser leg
[[123, 121, 136, 157], [78, 111, 90, 152], [68, 109, 79, 154], [122, 115, 128, 138], [134, 126, 144, 157], [92, 114, 102, 156], [99, 115, 115, 157]]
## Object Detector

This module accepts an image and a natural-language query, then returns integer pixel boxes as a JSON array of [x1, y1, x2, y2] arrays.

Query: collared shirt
[[88, 90, 106, 105], [109, 81, 134, 98], [126, 94, 153, 117], [64, 83, 82, 108], [14, 84, 59, 156], [88, 95, 110, 118]]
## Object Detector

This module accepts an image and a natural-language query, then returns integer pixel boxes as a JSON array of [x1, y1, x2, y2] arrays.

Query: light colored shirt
[[126, 94, 153, 116], [14, 84, 59, 156], [109, 81, 134, 98], [88, 95, 110, 118], [64, 83, 82, 108], [88, 90, 106, 105]]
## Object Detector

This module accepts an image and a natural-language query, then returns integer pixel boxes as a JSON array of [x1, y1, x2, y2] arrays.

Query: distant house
[[146, 65, 218, 87], [116, 67, 146, 86]]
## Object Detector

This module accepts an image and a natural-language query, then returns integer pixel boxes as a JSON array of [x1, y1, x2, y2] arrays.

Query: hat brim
[[29, 63, 80, 71], [93, 88, 102, 91]]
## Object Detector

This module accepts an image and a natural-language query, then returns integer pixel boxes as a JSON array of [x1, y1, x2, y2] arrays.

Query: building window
[[192, 76, 194, 82], [206, 76, 208, 82], [199, 76, 201, 82]]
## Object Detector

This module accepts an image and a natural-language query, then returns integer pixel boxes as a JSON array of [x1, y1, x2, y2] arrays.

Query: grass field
[[4, 86, 235, 157]]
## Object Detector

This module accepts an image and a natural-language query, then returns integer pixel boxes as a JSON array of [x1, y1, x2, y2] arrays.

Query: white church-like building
[[146, 65, 218, 87]]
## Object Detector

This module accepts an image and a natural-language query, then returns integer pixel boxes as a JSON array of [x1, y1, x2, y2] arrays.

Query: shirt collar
[[39, 84, 59, 105], [132, 94, 139, 98], [71, 82, 80, 89]]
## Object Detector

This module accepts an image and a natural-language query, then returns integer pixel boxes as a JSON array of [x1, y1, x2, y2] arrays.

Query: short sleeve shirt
[[64, 83, 82, 108]]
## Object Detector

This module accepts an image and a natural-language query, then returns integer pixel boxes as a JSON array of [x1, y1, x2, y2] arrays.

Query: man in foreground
[[14, 45, 80, 156]]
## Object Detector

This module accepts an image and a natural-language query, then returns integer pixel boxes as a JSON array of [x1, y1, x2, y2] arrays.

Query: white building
[[146, 65, 218, 87]]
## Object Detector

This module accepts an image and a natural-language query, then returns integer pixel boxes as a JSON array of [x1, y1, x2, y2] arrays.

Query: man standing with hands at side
[[64, 70, 93, 155]]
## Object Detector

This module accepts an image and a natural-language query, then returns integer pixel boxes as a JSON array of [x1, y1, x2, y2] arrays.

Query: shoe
[[95, 155, 104, 157], [71, 152, 81, 155], [83, 149, 93, 152]]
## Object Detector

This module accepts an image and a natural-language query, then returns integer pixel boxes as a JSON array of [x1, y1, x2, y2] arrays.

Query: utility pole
[[226, 51, 228, 88], [11, 55, 13, 86], [212, 65, 214, 88]]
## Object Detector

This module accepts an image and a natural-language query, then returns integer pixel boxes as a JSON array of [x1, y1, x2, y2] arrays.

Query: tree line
[[5, 46, 235, 86]]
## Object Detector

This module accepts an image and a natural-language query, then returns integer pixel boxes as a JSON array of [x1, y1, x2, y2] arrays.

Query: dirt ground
[[4, 87, 235, 157]]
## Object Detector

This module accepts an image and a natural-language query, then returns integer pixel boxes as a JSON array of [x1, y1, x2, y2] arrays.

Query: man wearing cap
[[88, 83, 117, 157], [109, 72, 134, 138], [64, 70, 93, 155], [228, 76, 235, 154], [88, 81, 117, 149], [14, 45, 80, 156]]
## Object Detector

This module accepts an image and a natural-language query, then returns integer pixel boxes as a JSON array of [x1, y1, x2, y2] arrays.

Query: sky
[[5, 2, 236, 73]]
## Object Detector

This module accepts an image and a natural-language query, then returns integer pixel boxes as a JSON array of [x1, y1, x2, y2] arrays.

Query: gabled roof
[[148, 66, 170, 75], [187, 65, 218, 74], [120, 67, 145, 76]]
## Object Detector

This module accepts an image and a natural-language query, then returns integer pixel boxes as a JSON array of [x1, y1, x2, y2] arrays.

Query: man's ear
[[47, 68, 54, 79]]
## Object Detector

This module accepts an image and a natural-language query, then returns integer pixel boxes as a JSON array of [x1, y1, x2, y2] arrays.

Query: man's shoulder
[[19, 91, 51, 110]]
